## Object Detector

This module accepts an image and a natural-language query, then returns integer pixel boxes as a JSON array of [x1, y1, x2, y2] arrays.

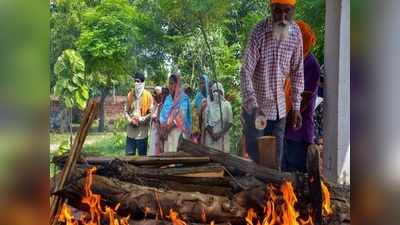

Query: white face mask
[[135, 81, 145, 98], [212, 91, 221, 102]]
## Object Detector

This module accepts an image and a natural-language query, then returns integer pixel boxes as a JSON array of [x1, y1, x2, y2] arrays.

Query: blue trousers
[[126, 137, 148, 156], [282, 139, 308, 173], [243, 111, 286, 170]]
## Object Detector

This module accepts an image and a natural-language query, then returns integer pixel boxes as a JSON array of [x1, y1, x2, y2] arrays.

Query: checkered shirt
[[240, 18, 304, 120]]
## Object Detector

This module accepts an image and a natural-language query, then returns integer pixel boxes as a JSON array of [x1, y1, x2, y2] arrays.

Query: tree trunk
[[59, 106, 71, 133], [97, 89, 109, 132]]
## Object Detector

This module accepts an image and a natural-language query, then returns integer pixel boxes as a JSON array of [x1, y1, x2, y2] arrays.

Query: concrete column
[[323, 0, 350, 184]]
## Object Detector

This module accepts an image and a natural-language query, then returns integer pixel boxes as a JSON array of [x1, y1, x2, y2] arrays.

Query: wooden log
[[307, 144, 323, 225], [137, 177, 233, 196], [177, 138, 297, 185], [52, 155, 211, 167], [50, 100, 98, 225], [53, 159, 234, 196], [54, 157, 225, 178], [53, 169, 247, 223], [94, 160, 233, 196], [53, 168, 349, 225], [177, 139, 350, 224], [156, 151, 193, 157]]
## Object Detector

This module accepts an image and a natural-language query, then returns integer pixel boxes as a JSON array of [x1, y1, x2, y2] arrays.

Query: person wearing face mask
[[191, 74, 209, 144], [125, 72, 153, 156], [148, 86, 164, 156], [204, 82, 233, 153]]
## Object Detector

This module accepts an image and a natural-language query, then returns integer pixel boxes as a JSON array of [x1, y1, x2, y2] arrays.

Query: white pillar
[[323, 0, 350, 184]]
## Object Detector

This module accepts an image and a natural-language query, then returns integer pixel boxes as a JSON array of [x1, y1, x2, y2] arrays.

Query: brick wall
[[50, 95, 127, 130], [104, 96, 126, 123]]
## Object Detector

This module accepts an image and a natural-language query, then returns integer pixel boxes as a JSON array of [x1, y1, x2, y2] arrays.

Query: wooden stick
[[52, 155, 211, 166], [177, 138, 296, 185], [49, 100, 98, 225]]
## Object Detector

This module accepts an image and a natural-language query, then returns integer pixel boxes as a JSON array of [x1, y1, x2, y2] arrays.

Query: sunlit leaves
[[77, 0, 137, 91], [54, 49, 89, 109]]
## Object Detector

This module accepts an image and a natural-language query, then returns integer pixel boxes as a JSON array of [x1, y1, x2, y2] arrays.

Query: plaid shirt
[[240, 18, 304, 120]]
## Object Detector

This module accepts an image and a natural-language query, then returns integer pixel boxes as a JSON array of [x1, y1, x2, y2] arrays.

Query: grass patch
[[50, 131, 126, 177], [82, 133, 125, 156]]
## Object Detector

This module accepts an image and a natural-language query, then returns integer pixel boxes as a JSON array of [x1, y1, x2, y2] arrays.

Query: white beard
[[272, 22, 290, 41]]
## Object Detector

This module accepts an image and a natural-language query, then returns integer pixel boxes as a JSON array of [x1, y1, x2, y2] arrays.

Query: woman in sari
[[204, 82, 233, 153], [159, 73, 192, 152], [191, 74, 209, 143], [149, 86, 169, 155]]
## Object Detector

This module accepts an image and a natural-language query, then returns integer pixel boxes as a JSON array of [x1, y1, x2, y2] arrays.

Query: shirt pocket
[[279, 44, 292, 75]]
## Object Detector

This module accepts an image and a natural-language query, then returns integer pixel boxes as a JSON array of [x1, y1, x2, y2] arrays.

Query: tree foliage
[[50, 0, 87, 89], [54, 49, 89, 109], [50, 0, 325, 152], [76, 0, 137, 91]]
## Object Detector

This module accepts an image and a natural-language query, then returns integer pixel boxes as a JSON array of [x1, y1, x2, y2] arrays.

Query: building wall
[[50, 95, 128, 131]]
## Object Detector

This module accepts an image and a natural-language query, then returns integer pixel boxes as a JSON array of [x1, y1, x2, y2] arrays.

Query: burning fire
[[168, 209, 187, 225], [58, 167, 130, 225], [58, 168, 332, 225], [321, 181, 333, 216], [245, 182, 320, 225]]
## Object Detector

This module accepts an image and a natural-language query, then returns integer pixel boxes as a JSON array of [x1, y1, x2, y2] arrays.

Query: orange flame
[[144, 206, 151, 219], [299, 216, 314, 225], [321, 181, 333, 216], [245, 208, 258, 225], [168, 209, 187, 225], [261, 184, 277, 225], [281, 181, 300, 225], [245, 182, 317, 225], [201, 208, 207, 224], [57, 168, 332, 225], [59, 203, 78, 225], [58, 167, 131, 225]]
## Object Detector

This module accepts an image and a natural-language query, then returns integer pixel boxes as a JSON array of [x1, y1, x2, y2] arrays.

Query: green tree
[[76, 0, 137, 132], [158, 0, 231, 80], [129, 0, 170, 85], [295, 0, 325, 62], [50, 0, 87, 90], [53, 49, 89, 132], [54, 49, 89, 109]]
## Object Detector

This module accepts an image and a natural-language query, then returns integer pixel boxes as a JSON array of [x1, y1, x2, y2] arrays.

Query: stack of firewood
[[51, 139, 350, 225]]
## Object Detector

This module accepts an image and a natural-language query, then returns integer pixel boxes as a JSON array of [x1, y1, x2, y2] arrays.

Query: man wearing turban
[[240, 0, 304, 169], [283, 20, 321, 172]]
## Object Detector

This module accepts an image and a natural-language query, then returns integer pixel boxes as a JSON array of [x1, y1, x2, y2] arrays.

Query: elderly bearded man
[[240, 0, 304, 170]]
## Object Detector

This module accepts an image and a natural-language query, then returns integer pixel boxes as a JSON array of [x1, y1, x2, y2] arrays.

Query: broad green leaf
[[64, 97, 73, 108], [81, 86, 90, 99], [75, 91, 86, 109], [67, 84, 78, 92]]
